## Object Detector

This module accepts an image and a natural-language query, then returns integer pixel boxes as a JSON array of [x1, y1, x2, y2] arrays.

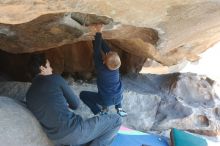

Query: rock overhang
[[1, 0, 220, 80]]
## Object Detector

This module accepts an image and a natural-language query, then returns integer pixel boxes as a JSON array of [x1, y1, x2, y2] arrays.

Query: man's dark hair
[[28, 53, 47, 77]]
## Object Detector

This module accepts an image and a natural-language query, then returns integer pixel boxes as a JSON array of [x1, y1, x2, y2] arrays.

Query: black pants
[[80, 91, 122, 115]]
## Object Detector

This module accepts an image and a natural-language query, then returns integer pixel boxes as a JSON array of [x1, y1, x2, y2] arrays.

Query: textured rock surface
[[1, 1, 220, 71], [0, 19, 159, 79], [1, 1, 220, 144], [0, 42, 147, 81], [1, 73, 220, 134], [0, 96, 53, 146], [0, 13, 158, 55]]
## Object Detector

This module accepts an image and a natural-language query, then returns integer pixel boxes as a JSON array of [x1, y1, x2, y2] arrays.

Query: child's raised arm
[[101, 38, 111, 53], [89, 24, 104, 66]]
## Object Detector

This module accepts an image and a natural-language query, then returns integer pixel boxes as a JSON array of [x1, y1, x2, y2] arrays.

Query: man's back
[[26, 74, 81, 140]]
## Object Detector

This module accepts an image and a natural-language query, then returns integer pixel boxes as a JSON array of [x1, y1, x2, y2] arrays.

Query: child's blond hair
[[104, 51, 121, 70]]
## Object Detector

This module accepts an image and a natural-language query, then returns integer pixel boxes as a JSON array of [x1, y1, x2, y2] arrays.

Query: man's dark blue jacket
[[26, 74, 82, 140]]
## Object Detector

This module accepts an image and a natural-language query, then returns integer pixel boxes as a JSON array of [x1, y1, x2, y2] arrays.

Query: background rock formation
[[1, 73, 220, 135], [0, 12, 159, 81], [1, 1, 220, 80], [0, 40, 149, 81], [1, 1, 220, 144]]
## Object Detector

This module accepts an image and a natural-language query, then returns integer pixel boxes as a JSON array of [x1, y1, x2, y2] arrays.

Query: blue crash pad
[[111, 126, 169, 146]]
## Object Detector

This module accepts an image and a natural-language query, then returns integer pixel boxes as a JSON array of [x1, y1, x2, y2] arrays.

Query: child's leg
[[101, 105, 109, 114], [115, 103, 122, 109], [80, 91, 103, 115]]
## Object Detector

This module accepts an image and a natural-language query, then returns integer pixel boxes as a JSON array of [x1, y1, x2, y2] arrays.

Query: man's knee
[[115, 114, 122, 127], [109, 114, 122, 128]]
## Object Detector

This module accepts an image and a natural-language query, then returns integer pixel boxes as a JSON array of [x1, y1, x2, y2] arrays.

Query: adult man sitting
[[26, 54, 122, 146]]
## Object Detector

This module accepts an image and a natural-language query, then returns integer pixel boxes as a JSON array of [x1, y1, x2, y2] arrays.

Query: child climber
[[80, 24, 128, 117]]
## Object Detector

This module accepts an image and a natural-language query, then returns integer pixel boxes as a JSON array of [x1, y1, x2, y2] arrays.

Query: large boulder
[[1, 1, 220, 64], [1, 72, 220, 135], [1, 1, 220, 80], [0, 96, 53, 146]]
